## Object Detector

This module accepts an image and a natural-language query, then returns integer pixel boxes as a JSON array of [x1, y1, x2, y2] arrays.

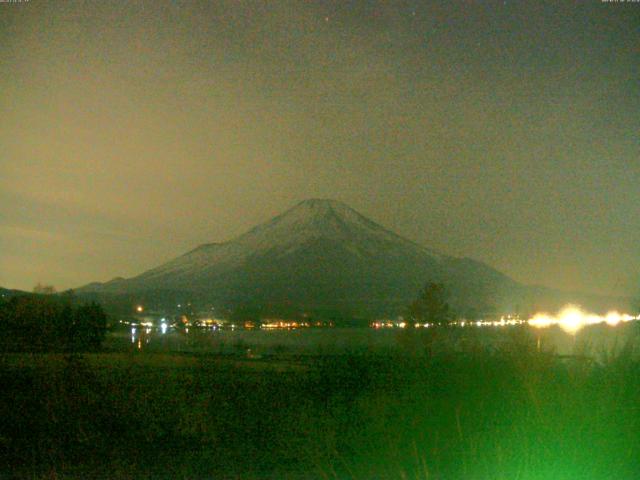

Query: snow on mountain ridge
[[133, 199, 442, 282], [236, 199, 399, 249]]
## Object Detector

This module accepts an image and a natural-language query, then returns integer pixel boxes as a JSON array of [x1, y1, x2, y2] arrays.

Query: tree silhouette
[[33, 283, 56, 295], [0, 295, 107, 352], [407, 282, 452, 326], [68, 303, 108, 351]]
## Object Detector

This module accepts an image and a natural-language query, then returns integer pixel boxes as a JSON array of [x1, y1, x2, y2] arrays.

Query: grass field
[[1, 326, 639, 479]]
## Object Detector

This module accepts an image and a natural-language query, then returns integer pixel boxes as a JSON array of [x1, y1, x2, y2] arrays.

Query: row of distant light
[[371, 318, 525, 329], [528, 306, 639, 334], [372, 306, 639, 335]]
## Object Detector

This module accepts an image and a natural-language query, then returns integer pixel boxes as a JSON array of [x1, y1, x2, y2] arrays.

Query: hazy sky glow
[[1, 0, 638, 295]]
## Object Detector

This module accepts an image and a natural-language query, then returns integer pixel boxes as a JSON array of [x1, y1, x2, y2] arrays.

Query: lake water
[[110, 321, 640, 360]]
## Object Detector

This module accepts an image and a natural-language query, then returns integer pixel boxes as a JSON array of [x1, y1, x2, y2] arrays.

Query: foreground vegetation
[[1, 326, 639, 479], [0, 294, 107, 353]]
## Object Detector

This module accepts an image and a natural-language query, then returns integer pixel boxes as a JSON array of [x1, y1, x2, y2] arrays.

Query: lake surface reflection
[[110, 321, 640, 360]]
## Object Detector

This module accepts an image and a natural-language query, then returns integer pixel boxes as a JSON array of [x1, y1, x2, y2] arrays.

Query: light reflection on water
[[120, 322, 639, 359]]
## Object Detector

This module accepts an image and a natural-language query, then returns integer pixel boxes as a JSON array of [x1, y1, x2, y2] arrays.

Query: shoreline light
[[368, 308, 638, 333], [528, 305, 639, 334]]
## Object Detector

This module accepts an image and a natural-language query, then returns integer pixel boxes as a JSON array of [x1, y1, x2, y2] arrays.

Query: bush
[[0, 295, 107, 352]]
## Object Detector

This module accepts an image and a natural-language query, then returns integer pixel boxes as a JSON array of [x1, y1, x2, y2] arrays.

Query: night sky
[[1, 1, 638, 296]]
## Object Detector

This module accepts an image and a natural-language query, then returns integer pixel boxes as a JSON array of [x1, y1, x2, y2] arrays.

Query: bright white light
[[160, 322, 168, 334], [605, 311, 622, 326], [528, 305, 638, 335], [529, 313, 554, 329]]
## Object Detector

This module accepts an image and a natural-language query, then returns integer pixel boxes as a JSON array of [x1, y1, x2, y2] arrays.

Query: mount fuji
[[77, 199, 623, 318]]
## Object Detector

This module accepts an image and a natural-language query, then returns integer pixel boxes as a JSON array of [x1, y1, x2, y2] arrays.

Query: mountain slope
[[78, 199, 624, 317], [132, 199, 443, 286]]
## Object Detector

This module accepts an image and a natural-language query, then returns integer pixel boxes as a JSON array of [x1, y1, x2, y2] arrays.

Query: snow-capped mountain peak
[[77, 199, 525, 317], [232, 198, 414, 252], [111, 199, 442, 285], [76, 199, 621, 317]]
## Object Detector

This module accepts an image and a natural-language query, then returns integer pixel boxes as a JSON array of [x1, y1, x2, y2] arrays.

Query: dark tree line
[[0, 294, 107, 352]]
